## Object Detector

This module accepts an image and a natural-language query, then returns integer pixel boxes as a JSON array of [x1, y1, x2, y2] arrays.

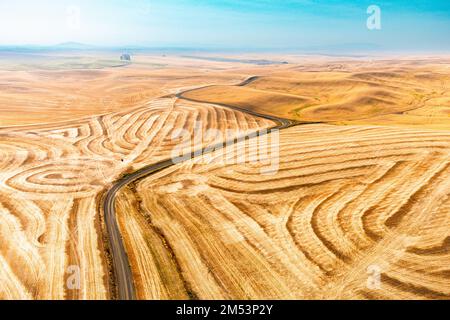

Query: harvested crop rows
[[0, 97, 274, 300], [183, 64, 450, 130], [125, 124, 450, 299], [1, 57, 450, 301]]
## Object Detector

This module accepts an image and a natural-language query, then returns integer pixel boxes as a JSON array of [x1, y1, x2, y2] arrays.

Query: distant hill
[[0, 42, 97, 53], [54, 42, 96, 50]]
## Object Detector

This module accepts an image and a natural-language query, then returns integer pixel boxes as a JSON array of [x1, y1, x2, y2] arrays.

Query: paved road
[[103, 159, 175, 300], [176, 76, 299, 129], [103, 77, 313, 300]]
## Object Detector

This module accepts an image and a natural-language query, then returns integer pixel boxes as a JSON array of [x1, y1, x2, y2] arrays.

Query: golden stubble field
[[184, 57, 450, 130], [0, 54, 449, 300], [125, 124, 450, 299]]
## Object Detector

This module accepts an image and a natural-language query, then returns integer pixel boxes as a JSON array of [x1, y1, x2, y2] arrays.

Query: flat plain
[[0, 53, 449, 299]]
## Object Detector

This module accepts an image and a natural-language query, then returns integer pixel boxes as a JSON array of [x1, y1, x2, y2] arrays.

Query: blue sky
[[0, 0, 449, 51]]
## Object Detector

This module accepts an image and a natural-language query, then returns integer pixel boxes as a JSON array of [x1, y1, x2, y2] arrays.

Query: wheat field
[[122, 124, 450, 299], [1, 55, 449, 300], [183, 59, 450, 130], [0, 95, 274, 299]]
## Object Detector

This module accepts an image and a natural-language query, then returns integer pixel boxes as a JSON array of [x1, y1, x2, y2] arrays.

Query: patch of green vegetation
[[412, 92, 426, 100], [131, 61, 167, 68], [291, 104, 313, 117], [0, 56, 132, 71]]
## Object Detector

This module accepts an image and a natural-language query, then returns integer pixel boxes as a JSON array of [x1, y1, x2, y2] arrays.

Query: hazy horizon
[[1, 1, 450, 52]]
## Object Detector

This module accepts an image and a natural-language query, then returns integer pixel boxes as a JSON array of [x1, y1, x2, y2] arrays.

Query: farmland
[[0, 54, 449, 300], [121, 123, 450, 299]]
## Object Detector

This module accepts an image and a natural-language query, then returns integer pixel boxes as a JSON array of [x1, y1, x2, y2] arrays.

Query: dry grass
[[1, 54, 449, 300], [0, 54, 280, 299], [127, 124, 450, 299], [183, 59, 450, 130], [0, 55, 253, 126], [0, 95, 273, 299]]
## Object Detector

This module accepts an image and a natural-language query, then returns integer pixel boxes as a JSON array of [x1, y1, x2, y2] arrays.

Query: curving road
[[103, 77, 312, 300]]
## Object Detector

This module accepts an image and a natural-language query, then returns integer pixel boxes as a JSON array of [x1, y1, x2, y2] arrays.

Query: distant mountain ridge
[[54, 42, 96, 50]]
